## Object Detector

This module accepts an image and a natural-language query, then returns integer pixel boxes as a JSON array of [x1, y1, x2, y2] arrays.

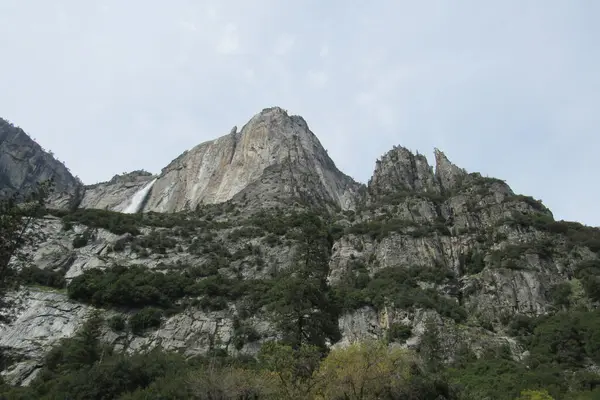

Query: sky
[[1, 1, 599, 226]]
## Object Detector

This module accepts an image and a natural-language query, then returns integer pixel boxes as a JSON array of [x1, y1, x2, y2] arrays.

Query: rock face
[[0, 118, 82, 208], [1, 107, 599, 388], [368, 146, 440, 197], [142, 107, 360, 212], [79, 171, 156, 212]]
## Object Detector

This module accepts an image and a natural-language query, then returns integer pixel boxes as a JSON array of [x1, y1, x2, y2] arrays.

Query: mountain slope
[[141, 107, 360, 213], [79, 170, 156, 212], [1, 109, 600, 398], [0, 118, 82, 208]]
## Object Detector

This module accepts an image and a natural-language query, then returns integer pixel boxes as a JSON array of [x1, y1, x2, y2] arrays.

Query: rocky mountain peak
[[140, 107, 360, 212], [0, 118, 82, 208], [367, 145, 439, 199], [433, 148, 467, 191]]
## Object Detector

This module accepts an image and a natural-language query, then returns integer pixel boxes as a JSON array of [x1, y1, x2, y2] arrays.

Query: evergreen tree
[[0, 180, 53, 319], [267, 212, 340, 349]]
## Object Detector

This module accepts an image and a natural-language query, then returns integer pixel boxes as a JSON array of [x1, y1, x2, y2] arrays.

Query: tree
[[516, 389, 555, 400], [267, 212, 340, 349], [186, 364, 278, 400], [258, 341, 323, 400], [418, 315, 444, 373], [0, 180, 53, 319], [314, 341, 415, 400]]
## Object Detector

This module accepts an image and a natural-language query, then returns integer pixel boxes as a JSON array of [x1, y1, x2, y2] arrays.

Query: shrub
[[549, 283, 572, 308], [72, 234, 89, 248], [387, 323, 412, 343], [67, 265, 192, 308], [129, 307, 163, 334], [108, 315, 126, 332], [19, 266, 66, 289]]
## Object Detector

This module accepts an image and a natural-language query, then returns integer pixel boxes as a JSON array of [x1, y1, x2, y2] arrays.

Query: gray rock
[[0, 118, 82, 208], [142, 107, 360, 212]]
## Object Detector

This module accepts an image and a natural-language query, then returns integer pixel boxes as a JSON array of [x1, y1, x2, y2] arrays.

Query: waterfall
[[123, 178, 157, 214]]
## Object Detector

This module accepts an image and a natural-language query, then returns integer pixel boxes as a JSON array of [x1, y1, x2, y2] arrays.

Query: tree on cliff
[[267, 211, 340, 349], [0, 180, 53, 310]]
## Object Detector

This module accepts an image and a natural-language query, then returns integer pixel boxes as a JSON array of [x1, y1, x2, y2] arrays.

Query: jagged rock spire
[[434, 148, 467, 191]]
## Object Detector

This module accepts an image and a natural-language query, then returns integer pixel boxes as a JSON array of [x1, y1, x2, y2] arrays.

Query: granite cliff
[[0, 119, 82, 209], [141, 107, 360, 213], [1, 108, 599, 398]]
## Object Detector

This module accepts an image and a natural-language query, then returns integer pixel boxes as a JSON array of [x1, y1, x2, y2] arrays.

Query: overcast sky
[[1, 1, 598, 225]]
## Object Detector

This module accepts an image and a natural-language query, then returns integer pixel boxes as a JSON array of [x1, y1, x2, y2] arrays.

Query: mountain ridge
[[2, 107, 600, 399]]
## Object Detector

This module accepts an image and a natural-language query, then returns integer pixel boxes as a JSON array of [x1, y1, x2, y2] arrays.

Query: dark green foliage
[[1, 313, 191, 399], [132, 230, 177, 254], [72, 234, 89, 248], [504, 194, 548, 212], [488, 240, 555, 270], [67, 265, 193, 308], [548, 282, 572, 308], [505, 212, 600, 252], [51, 208, 143, 236], [108, 315, 126, 332], [1, 181, 52, 292], [527, 310, 600, 367], [419, 317, 444, 373], [48, 205, 236, 238], [386, 323, 412, 343], [448, 309, 600, 399], [227, 226, 264, 241], [265, 211, 341, 349], [346, 217, 450, 242], [333, 265, 466, 323], [447, 352, 565, 400], [460, 250, 485, 274], [129, 308, 163, 334], [574, 259, 600, 302], [232, 318, 261, 350], [18, 266, 66, 289]]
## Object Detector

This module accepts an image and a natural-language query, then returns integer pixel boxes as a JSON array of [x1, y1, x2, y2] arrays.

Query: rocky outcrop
[[366, 146, 469, 202], [79, 170, 156, 212], [367, 146, 440, 199], [0, 289, 92, 385], [142, 107, 360, 212], [0, 118, 82, 208], [434, 148, 467, 192]]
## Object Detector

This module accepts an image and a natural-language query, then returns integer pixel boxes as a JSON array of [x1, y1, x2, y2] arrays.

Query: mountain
[[79, 170, 156, 212], [137, 107, 359, 213], [1, 108, 600, 399], [0, 118, 83, 208]]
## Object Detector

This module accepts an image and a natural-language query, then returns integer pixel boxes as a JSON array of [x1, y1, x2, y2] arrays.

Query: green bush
[[549, 282, 572, 308], [333, 266, 466, 323], [387, 323, 412, 343], [504, 213, 600, 252], [67, 265, 194, 308], [18, 266, 66, 289], [108, 315, 126, 332], [72, 234, 89, 248], [129, 308, 163, 334]]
